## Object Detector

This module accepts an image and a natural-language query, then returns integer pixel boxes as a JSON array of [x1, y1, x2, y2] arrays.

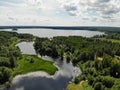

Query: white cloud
[[0, 0, 120, 26], [60, 0, 120, 22]]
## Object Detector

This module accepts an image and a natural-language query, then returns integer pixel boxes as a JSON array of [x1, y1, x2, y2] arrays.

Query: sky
[[0, 0, 120, 26]]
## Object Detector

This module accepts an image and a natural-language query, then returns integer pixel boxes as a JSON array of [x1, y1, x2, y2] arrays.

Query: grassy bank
[[68, 81, 93, 90], [10, 38, 58, 77], [12, 54, 58, 78]]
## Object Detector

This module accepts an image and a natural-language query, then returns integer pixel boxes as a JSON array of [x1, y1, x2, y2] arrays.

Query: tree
[[110, 63, 120, 78], [102, 55, 112, 68], [29, 58, 34, 63], [9, 56, 16, 68], [112, 79, 120, 90], [0, 57, 10, 67], [94, 82, 103, 90], [74, 77, 80, 84], [87, 75, 94, 85], [0, 67, 12, 84], [102, 76, 115, 88]]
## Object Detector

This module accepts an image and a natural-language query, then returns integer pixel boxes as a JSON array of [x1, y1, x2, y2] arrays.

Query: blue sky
[[0, 0, 120, 26]]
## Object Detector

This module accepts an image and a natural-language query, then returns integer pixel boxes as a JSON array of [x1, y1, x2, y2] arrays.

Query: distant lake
[[14, 29, 104, 38]]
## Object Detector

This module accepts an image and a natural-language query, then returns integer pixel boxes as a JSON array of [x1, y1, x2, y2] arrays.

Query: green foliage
[[94, 30, 120, 40], [0, 67, 12, 84], [0, 57, 10, 67], [1, 30, 120, 90], [17, 33, 33, 41], [68, 81, 94, 90], [74, 77, 80, 84], [29, 58, 35, 63], [111, 79, 120, 90], [9, 56, 16, 68], [94, 82, 103, 90], [102, 76, 115, 88], [87, 75, 94, 85], [0, 31, 33, 84], [12, 55, 57, 77], [74, 74, 86, 84], [110, 63, 120, 78], [102, 55, 112, 68], [34, 36, 120, 64], [34, 34, 120, 90]]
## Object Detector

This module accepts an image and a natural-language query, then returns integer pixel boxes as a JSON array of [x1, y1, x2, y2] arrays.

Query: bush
[[87, 75, 94, 85], [74, 77, 80, 84], [111, 79, 120, 90], [29, 58, 34, 63], [102, 76, 115, 88], [0, 67, 12, 84], [94, 82, 103, 90]]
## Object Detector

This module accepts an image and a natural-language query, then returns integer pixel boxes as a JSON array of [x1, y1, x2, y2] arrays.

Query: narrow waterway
[[9, 42, 81, 90]]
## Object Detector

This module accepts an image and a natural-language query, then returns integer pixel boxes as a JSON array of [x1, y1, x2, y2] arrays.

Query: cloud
[[0, 0, 120, 26], [26, 0, 42, 9], [59, 0, 120, 22]]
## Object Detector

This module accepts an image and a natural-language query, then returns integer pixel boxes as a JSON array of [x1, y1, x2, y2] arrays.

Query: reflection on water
[[16, 42, 36, 55], [10, 60, 80, 90], [9, 42, 81, 90], [10, 72, 72, 90]]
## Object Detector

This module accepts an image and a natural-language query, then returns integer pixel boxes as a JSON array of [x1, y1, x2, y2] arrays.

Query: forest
[[0, 31, 34, 84], [0, 31, 57, 88], [34, 30, 120, 90]]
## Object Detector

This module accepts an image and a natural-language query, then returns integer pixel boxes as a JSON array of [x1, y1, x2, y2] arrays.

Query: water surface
[[15, 29, 104, 38], [10, 42, 81, 90], [16, 42, 36, 55]]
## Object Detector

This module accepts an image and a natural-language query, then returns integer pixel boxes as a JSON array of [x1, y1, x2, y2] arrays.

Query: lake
[[13, 29, 104, 38]]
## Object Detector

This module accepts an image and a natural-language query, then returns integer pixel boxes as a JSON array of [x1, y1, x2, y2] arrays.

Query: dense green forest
[[34, 31, 120, 90], [0, 31, 34, 84]]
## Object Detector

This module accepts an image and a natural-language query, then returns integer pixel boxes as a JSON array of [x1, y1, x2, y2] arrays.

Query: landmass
[[0, 27, 120, 90]]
